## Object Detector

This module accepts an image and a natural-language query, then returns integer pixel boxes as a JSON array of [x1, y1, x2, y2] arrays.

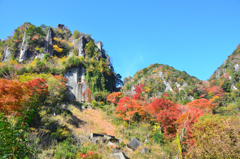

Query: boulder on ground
[[127, 137, 142, 151], [141, 147, 151, 154]]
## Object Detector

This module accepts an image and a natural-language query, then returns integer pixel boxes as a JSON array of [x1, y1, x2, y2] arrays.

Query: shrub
[[187, 115, 240, 158], [152, 130, 164, 145], [0, 101, 38, 158], [54, 138, 81, 159], [72, 29, 80, 39], [93, 91, 109, 102]]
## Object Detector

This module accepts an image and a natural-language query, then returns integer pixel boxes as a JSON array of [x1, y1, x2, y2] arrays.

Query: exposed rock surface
[[64, 67, 87, 102], [141, 147, 151, 154], [215, 67, 221, 79], [234, 64, 239, 71], [78, 36, 86, 56], [112, 151, 129, 159], [45, 28, 53, 55], [19, 32, 28, 62], [131, 85, 135, 95], [127, 137, 142, 151], [3, 46, 11, 61]]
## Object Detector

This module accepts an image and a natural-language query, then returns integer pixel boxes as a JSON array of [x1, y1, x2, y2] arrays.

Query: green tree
[[72, 29, 80, 39]]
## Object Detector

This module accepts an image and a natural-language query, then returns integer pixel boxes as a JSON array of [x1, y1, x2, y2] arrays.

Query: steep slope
[[209, 44, 240, 92], [122, 63, 205, 104], [208, 44, 240, 107]]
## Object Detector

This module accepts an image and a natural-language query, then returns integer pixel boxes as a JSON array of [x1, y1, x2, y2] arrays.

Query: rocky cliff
[[0, 22, 120, 103]]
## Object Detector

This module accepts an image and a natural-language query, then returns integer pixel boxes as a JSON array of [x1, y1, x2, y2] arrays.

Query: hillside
[[209, 44, 240, 91], [122, 63, 204, 104], [0, 22, 240, 159], [0, 22, 122, 98]]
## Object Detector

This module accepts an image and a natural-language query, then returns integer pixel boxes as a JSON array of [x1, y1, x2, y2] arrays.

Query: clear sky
[[0, 0, 240, 81]]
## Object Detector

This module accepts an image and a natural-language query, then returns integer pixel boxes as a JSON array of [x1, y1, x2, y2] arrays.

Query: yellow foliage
[[59, 29, 63, 33], [213, 95, 220, 100], [53, 37, 60, 42], [9, 59, 18, 65], [68, 42, 73, 46], [35, 47, 40, 51], [53, 45, 63, 52], [0, 62, 6, 67]]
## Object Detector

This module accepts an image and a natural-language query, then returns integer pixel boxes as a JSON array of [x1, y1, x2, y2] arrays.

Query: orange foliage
[[106, 92, 122, 105], [116, 85, 148, 121], [187, 98, 214, 113], [53, 74, 67, 86], [208, 86, 225, 98], [0, 78, 48, 114], [82, 88, 92, 103]]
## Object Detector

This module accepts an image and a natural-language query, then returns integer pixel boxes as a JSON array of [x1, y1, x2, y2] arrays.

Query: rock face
[[234, 64, 239, 71], [3, 46, 11, 61], [45, 28, 53, 55], [215, 67, 221, 79], [19, 32, 28, 62], [96, 42, 102, 52], [64, 67, 87, 102], [95, 41, 104, 57], [78, 36, 86, 57]]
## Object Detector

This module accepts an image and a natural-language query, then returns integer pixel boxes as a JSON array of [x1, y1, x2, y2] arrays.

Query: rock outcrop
[[3, 46, 11, 61], [45, 28, 53, 55], [96, 41, 102, 52], [19, 32, 28, 62], [78, 36, 86, 57], [64, 67, 87, 102]]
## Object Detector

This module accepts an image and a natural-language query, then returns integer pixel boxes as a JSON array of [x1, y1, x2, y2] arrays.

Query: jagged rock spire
[[78, 36, 86, 56], [45, 28, 53, 55], [19, 32, 28, 62]]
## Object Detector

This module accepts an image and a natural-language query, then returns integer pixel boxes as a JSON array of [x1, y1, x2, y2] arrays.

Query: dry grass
[[38, 103, 168, 158], [69, 105, 116, 137]]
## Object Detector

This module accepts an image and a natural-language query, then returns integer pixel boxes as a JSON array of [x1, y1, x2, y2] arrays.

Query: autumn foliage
[[0, 78, 48, 114], [116, 85, 148, 121], [106, 92, 122, 105], [186, 98, 214, 113], [148, 98, 180, 139], [116, 84, 214, 143]]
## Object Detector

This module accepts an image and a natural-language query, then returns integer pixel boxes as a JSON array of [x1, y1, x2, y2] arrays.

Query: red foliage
[[176, 106, 206, 147], [131, 84, 145, 100], [208, 86, 225, 98], [116, 96, 148, 121], [0, 78, 48, 114], [187, 98, 214, 113], [148, 98, 180, 139], [163, 93, 169, 97], [107, 92, 122, 105], [53, 75, 67, 84], [26, 78, 48, 97]]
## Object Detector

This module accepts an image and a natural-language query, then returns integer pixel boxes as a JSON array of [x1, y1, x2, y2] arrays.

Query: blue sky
[[0, 0, 240, 80]]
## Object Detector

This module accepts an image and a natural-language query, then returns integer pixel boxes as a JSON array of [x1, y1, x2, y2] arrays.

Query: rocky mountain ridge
[[0, 22, 121, 103]]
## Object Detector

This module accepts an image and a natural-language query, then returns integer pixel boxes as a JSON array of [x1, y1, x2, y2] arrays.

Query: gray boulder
[[45, 28, 53, 55], [127, 137, 142, 151], [141, 147, 151, 154]]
